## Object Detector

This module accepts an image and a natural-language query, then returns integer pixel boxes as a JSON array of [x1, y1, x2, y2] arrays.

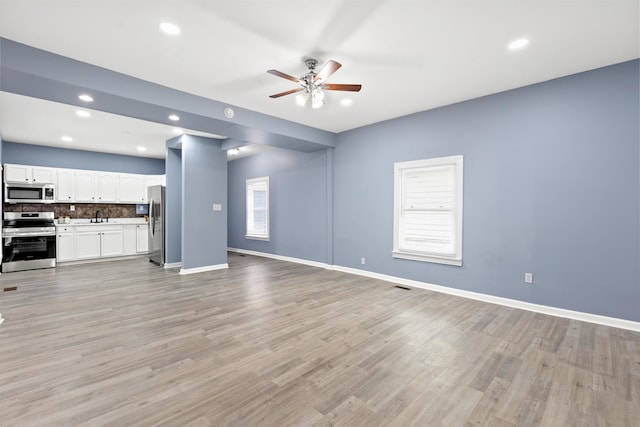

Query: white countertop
[[55, 218, 148, 226]]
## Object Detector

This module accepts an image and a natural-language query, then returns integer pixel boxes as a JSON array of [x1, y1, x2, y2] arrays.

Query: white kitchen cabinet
[[119, 174, 146, 203], [75, 170, 97, 202], [75, 229, 102, 259], [4, 164, 31, 183], [56, 227, 75, 262], [123, 225, 137, 255], [97, 172, 118, 203], [32, 166, 57, 184], [143, 175, 164, 202], [101, 229, 124, 257], [76, 171, 119, 203], [136, 224, 149, 253], [56, 169, 76, 202], [4, 164, 56, 184], [75, 226, 123, 259]]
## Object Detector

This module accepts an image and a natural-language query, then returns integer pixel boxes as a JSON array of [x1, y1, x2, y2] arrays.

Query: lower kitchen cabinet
[[63, 225, 129, 261], [123, 224, 148, 254], [123, 225, 137, 255], [75, 230, 102, 260], [100, 229, 124, 257], [56, 227, 75, 262], [136, 224, 149, 253], [57, 223, 147, 263]]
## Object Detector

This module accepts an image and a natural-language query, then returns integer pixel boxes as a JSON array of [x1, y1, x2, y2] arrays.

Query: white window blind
[[246, 176, 269, 240], [393, 156, 463, 266]]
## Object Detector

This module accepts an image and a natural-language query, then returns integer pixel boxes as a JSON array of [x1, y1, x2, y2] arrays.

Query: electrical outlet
[[524, 273, 533, 284], [213, 203, 222, 211], [70, 205, 75, 211], [361, 257, 366, 265]]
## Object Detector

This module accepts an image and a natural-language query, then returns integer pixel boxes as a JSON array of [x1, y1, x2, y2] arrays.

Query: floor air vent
[[3, 287, 17, 292], [394, 285, 411, 291]]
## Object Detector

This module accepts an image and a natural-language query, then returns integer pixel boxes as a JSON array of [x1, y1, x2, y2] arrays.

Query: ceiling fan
[[268, 58, 362, 109]]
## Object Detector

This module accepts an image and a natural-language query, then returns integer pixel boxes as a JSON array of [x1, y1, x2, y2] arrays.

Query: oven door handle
[[3, 232, 56, 237]]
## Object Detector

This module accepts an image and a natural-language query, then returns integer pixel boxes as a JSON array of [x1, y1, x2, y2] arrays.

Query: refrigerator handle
[[149, 198, 155, 237]]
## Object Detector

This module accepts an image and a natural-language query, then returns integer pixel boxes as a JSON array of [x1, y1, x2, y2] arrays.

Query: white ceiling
[[0, 0, 638, 159]]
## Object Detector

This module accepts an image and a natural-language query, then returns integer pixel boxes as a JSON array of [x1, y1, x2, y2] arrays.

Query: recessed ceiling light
[[228, 148, 239, 156], [340, 98, 353, 107], [508, 38, 530, 51], [168, 114, 180, 121], [78, 94, 93, 102], [172, 127, 184, 135], [61, 136, 73, 142], [159, 22, 180, 35], [137, 146, 147, 152], [76, 110, 91, 118]]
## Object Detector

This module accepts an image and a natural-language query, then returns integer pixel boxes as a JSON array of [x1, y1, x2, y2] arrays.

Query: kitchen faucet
[[94, 210, 100, 223]]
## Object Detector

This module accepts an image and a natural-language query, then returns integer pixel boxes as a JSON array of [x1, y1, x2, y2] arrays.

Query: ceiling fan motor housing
[[304, 58, 319, 71]]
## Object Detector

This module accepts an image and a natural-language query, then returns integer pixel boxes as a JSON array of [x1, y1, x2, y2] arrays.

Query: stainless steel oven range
[[2, 212, 56, 273]]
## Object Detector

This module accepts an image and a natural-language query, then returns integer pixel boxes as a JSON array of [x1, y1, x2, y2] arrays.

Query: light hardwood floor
[[0, 253, 638, 426]]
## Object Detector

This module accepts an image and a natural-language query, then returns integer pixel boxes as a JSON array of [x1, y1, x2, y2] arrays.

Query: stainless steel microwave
[[4, 183, 55, 203]]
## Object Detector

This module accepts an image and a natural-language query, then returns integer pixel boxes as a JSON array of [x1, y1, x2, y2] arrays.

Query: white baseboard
[[164, 262, 181, 269], [228, 248, 331, 270], [57, 254, 146, 266], [228, 248, 640, 332], [179, 263, 228, 275]]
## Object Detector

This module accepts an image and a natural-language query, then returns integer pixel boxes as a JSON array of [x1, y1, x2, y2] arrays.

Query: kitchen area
[[2, 163, 165, 273]]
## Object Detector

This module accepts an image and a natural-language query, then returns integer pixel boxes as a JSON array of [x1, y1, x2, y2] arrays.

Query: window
[[393, 155, 463, 266], [246, 176, 269, 240]]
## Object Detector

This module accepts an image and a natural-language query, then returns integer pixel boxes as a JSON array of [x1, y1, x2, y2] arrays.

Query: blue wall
[[228, 148, 329, 263], [333, 60, 639, 322], [2, 141, 165, 174], [181, 135, 228, 270], [165, 145, 182, 265], [227, 60, 639, 322]]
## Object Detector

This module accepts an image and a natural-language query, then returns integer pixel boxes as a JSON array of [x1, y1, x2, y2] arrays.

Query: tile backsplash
[[3, 203, 141, 219]]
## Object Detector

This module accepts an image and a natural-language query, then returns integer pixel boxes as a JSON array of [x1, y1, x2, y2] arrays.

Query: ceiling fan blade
[[269, 88, 304, 98], [267, 69, 301, 83], [313, 60, 342, 83], [323, 83, 362, 92]]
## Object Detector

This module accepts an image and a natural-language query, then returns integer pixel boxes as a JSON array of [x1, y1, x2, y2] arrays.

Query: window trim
[[246, 176, 270, 241], [393, 155, 463, 266]]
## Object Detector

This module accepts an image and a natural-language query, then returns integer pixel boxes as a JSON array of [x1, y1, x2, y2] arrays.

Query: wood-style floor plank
[[0, 253, 638, 426]]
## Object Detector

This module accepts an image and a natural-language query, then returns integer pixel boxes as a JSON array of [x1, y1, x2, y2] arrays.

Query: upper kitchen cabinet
[[4, 164, 57, 184], [56, 169, 76, 202], [119, 174, 145, 203], [97, 172, 118, 202], [75, 170, 97, 202], [5, 163, 164, 205], [75, 171, 119, 203]]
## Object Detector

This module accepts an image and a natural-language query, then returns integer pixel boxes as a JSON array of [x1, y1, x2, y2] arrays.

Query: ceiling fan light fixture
[[296, 92, 309, 106], [311, 88, 325, 109], [312, 88, 325, 102]]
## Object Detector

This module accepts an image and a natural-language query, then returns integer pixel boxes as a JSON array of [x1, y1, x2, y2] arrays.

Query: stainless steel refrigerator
[[148, 185, 165, 266]]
